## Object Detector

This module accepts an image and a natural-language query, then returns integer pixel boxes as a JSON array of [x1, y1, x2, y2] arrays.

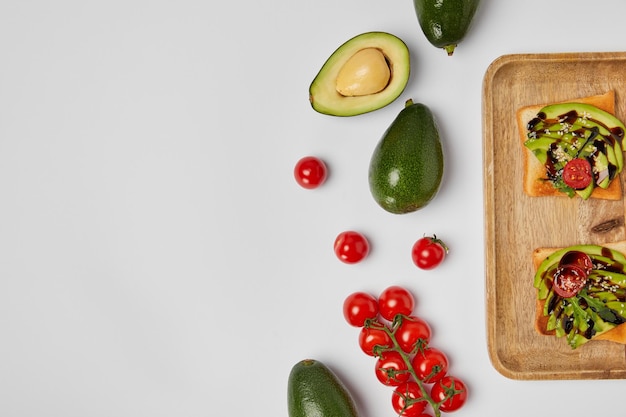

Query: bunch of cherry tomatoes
[[343, 286, 467, 416]]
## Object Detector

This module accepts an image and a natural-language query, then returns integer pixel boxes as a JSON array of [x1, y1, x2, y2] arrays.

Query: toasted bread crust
[[533, 240, 626, 344], [518, 91, 622, 200]]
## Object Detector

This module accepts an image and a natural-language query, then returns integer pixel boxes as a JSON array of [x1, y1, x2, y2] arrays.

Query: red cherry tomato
[[294, 156, 327, 189], [378, 286, 415, 321], [334, 231, 370, 264], [411, 347, 448, 383], [395, 315, 431, 354], [391, 381, 428, 417], [359, 323, 393, 356], [343, 292, 378, 327], [552, 264, 588, 298], [559, 250, 593, 275], [411, 235, 448, 270], [430, 375, 468, 412], [562, 158, 592, 190], [375, 351, 411, 386]]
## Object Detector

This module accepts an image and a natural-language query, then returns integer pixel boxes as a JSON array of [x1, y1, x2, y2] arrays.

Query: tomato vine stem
[[367, 316, 444, 417]]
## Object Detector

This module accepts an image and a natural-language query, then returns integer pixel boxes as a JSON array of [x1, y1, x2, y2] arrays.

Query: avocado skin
[[413, 0, 480, 55], [369, 100, 444, 214], [287, 359, 359, 417]]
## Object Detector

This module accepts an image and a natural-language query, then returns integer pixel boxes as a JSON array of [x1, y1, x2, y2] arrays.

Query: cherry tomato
[[334, 231, 370, 264], [375, 350, 411, 386], [430, 375, 467, 412], [411, 347, 448, 383], [391, 381, 428, 417], [559, 250, 593, 275], [562, 158, 592, 190], [378, 286, 415, 321], [395, 315, 431, 354], [411, 235, 448, 270], [343, 292, 378, 327], [552, 264, 588, 298], [359, 323, 393, 356], [294, 156, 327, 189]]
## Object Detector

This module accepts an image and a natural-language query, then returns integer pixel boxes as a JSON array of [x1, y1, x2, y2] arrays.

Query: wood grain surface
[[483, 52, 626, 380]]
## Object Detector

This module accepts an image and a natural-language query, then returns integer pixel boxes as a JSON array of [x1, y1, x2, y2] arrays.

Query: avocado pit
[[335, 48, 391, 97]]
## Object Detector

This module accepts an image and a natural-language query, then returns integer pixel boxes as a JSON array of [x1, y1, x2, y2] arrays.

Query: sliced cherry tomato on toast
[[552, 264, 588, 298], [562, 158, 592, 190], [559, 250, 593, 276]]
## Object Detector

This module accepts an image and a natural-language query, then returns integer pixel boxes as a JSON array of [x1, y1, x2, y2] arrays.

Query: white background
[[1, 0, 626, 416]]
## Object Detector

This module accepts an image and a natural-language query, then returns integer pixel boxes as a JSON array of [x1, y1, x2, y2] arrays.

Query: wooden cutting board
[[483, 52, 626, 380]]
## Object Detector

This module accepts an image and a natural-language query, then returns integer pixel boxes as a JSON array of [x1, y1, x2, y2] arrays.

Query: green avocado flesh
[[524, 102, 626, 199], [413, 0, 481, 55], [368, 99, 444, 214], [287, 359, 359, 417], [309, 32, 410, 116], [534, 245, 626, 349]]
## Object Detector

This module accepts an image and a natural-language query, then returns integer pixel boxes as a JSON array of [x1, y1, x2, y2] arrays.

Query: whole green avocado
[[287, 359, 359, 417], [369, 99, 444, 214], [413, 0, 481, 55]]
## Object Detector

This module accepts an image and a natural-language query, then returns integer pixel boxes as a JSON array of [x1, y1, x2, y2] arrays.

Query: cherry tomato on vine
[[391, 381, 428, 417], [430, 375, 468, 412], [359, 323, 393, 356], [411, 235, 448, 270], [378, 286, 415, 321], [343, 292, 378, 327], [375, 350, 411, 386], [395, 315, 432, 354], [411, 347, 448, 383], [294, 156, 327, 189], [334, 231, 370, 264]]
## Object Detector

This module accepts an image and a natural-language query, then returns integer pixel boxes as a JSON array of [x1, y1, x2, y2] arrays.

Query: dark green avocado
[[309, 32, 410, 116], [369, 99, 444, 214], [413, 0, 481, 55], [287, 359, 359, 417]]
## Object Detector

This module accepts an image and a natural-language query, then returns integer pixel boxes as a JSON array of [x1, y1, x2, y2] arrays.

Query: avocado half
[[309, 32, 410, 117]]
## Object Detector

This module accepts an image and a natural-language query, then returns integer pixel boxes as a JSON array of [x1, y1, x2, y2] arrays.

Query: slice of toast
[[532, 240, 626, 344], [517, 90, 622, 200]]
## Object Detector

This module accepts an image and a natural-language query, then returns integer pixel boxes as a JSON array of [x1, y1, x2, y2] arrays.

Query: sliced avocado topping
[[309, 32, 410, 117], [534, 244, 626, 349], [594, 151, 611, 189], [525, 102, 626, 199], [575, 180, 594, 199]]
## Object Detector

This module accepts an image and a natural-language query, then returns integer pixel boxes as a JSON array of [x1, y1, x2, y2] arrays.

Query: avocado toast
[[533, 241, 626, 349], [517, 91, 626, 200]]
